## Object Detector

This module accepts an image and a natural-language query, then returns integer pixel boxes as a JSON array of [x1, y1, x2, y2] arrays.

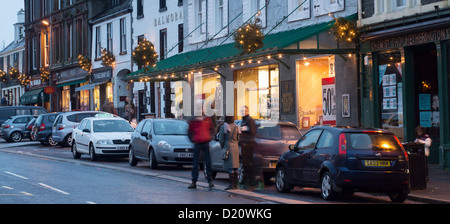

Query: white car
[[71, 116, 134, 161]]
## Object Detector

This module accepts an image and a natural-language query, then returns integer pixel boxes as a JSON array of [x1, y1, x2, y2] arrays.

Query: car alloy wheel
[[89, 144, 98, 161], [321, 172, 336, 200], [129, 146, 138, 166], [72, 141, 81, 159], [275, 167, 292, 193], [10, 132, 23, 143], [65, 134, 73, 147], [47, 135, 58, 146]]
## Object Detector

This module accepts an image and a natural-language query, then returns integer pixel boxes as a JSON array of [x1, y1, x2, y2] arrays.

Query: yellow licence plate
[[364, 160, 391, 167]]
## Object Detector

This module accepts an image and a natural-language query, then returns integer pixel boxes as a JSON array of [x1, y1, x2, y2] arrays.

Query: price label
[[322, 78, 336, 126]]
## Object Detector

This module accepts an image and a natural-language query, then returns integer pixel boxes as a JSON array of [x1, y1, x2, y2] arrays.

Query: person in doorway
[[187, 113, 214, 190], [219, 116, 240, 190], [239, 106, 260, 189], [414, 125, 432, 181]]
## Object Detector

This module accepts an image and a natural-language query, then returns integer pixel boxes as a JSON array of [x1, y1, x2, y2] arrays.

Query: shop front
[[361, 20, 450, 167], [91, 67, 113, 112], [55, 67, 89, 112]]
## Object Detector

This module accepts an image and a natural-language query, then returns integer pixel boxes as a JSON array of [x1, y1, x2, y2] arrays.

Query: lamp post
[[42, 19, 52, 112]]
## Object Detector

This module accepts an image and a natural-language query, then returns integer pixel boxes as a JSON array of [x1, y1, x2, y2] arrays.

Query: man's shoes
[[208, 181, 214, 189], [188, 182, 197, 189]]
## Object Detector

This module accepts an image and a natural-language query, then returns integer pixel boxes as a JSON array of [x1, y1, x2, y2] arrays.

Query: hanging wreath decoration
[[101, 48, 116, 67], [233, 19, 264, 55], [8, 67, 20, 80], [331, 17, 359, 44], [39, 67, 50, 83], [132, 39, 159, 68], [78, 54, 92, 72], [0, 70, 7, 83], [18, 74, 30, 87]]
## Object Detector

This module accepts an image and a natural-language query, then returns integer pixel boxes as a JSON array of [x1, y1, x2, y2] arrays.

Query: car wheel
[[72, 141, 81, 159], [129, 146, 138, 166], [389, 192, 408, 203], [149, 148, 158, 170], [64, 134, 73, 147], [47, 135, 58, 146], [321, 172, 337, 201], [10, 131, 23, 143], [89, 144, 98, 161], [276, 166, 293, 193]]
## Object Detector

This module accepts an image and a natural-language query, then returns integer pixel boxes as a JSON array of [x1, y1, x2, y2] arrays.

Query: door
[[286, 129, 323, 183], [73, 120, 86, 151], [307, 130, 334, 183], [78, 120, 92, 153], [136, 120, 153, 159]]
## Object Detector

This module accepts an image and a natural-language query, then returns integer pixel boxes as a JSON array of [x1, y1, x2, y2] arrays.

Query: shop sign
[[44, 86, 55, 94], [281, 81, 295, 115], [92, 67, 112, 83], [370, 27, 450, 51], [322, 78, 336, 126]]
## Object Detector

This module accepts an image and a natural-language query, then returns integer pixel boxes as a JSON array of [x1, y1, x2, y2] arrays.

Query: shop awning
[[123, 13, 357, 82], [56, 78, 88, 88], [75, 81, 108, 92], [20, 88, 49, 105]]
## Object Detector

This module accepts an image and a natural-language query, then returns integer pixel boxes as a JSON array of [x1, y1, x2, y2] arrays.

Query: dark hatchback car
[[275, 126, 410, 203], [33, 113, 63, 146], [210, 120, 301, 183]]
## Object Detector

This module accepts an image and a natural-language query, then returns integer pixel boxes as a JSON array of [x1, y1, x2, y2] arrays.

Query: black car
[[33, 113, 63, 146], [275, 126, 410, 203]]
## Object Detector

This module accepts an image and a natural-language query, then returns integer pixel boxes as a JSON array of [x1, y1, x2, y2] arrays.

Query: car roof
[[144, 118, 187, 122], [60, 111, 105, 116], [84, 117, 127, 121], [310, 126, 393, 134]]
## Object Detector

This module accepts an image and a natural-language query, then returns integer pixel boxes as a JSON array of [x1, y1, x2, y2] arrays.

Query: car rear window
[[256, 124, 301, 140], [347, 133, 402, 152]]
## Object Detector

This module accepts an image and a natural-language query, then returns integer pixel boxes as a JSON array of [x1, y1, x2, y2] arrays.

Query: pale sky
[[0, 1, 24, 50]]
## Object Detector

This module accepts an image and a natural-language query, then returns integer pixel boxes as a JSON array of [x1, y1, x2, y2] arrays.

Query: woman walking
[[219, 116, 240, 190]]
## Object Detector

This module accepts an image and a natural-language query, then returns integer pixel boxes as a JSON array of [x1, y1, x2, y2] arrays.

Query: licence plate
[[364, 160, 391, 167], [269, 161, 277, 168], [178, 153, 194, 158], [117, 146, 129, 151]]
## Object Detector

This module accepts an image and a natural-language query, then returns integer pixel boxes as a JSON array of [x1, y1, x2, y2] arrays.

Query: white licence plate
[[117, 146, 129, 151], [178, 153, 194, 158]]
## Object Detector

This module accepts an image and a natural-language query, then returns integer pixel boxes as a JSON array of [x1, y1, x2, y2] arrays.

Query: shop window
[[235, 65, 279, 120], [79, 82, 90, 111], [61, 86, 71, 112], [377, 52, 404, 141], [297, 56, 336, 129], [194, 73, 222, 116]]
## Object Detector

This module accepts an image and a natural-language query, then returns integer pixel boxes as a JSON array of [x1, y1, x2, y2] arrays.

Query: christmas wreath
[[233, 19, 264, 55], [18, 74, 30, 87], [39, 67, 50, 83], [78, 55, 92, 72], [101, 49, 116, 67], [332, 17, 359, 44], [132, 39, 159, 68]]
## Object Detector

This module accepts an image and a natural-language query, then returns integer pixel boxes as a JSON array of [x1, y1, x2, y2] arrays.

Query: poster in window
[[342, 94, 350, 118]]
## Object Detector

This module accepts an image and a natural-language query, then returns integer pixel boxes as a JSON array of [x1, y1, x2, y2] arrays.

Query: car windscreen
[[93, 120, 134, 133], [346, 133, 402, 152], [153, 120, 188, 135]]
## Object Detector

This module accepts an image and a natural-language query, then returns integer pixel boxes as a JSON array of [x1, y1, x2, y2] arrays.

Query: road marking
[[86, 201, 96, 204], [2, 186, 13, 190], [4, 171, 29, 180], [38, 183, 70, 195], [21, 192, 33, 196]]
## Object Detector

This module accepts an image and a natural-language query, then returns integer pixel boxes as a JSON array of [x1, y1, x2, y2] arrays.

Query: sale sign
[[322, 77, 336, 126]]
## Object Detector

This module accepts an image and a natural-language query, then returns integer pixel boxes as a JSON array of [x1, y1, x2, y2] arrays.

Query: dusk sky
[[0, 1, 24, 50]]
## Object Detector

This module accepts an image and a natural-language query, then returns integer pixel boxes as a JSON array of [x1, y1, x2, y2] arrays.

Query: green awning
[[125, 14, 356, 81], [56, 78, 88, 88], [20, 88, 49, 105]]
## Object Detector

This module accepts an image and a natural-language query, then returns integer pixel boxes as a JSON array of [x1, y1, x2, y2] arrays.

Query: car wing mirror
[[289, 145, 295, 151], [83, 129, 90, 133], [141, 132, 149, 137]]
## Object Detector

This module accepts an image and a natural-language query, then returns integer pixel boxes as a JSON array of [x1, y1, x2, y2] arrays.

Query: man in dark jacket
[[239, 106, 258, 188]]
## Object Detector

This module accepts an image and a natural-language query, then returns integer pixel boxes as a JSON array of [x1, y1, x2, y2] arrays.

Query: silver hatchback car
[[52, 111, 106, 147], [128, 119, 194, 169], [0, 115, 36, 142]]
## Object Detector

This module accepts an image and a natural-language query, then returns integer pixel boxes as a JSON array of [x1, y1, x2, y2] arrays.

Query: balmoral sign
[[370, 27, 450, 51], [154, 11, 183, 27]]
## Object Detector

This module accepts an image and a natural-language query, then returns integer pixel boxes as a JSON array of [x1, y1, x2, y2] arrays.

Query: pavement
[[1, 140, 450, 204]]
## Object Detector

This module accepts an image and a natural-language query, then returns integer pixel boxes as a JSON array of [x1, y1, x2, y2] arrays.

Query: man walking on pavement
[[239, 106, 262, 189], [187, 113, 214, 190]]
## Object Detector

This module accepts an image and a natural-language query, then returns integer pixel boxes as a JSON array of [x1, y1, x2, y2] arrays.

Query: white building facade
[[0, 9, 26, 106]]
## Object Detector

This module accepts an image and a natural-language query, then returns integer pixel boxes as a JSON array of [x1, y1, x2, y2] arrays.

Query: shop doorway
[[411, 43, 440, 162]]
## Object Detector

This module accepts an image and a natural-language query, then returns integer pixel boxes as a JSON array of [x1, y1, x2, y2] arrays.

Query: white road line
[[38, 183, 70, 195], [86, 201, 96, 204], [4, 171, 29, 180], [2, 186, 13, 190]]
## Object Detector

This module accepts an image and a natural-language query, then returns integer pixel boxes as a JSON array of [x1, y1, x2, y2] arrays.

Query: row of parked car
[[0, 106, 411, 202]]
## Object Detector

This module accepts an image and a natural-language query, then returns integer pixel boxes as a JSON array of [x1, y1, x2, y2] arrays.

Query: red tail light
[[394, 135, 408, 162], [27, 125, 33, 130], [3, 125, 10, 129], [58, 124, 66, 130], [39, 123, 45, 131], [339, 133, 347, 158]]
